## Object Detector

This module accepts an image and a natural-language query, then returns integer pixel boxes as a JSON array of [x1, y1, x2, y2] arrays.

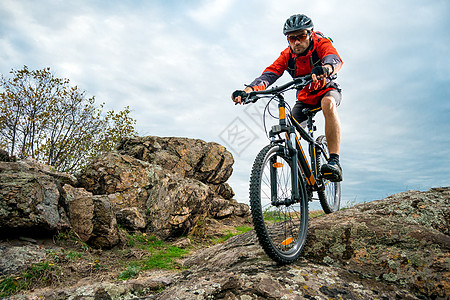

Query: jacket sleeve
[[248, 48, 290, 91], [316, 38, 343, 73]]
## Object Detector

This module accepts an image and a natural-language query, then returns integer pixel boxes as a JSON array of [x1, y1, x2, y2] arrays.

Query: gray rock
[[115, 207, 146, 231], [156, 188, 449, 300], [4, 188, 449, 299], [117, 136, 234, 185], [77, 137, 249, 239], [0, 161, 70, 235], [302, 187, 450, 299], [64, 185, 120, 248], [0, 244, 50, 275], [146, 172, 213, 238]]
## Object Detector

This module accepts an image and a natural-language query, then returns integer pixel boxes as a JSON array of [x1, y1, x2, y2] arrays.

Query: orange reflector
[[273, 162, 284, 168], [279, 107, 286, 119], [282, 237, 293, 246]]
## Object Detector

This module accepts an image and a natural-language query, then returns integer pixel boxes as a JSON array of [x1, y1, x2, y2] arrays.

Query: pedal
[[321, 172, 342, 182]]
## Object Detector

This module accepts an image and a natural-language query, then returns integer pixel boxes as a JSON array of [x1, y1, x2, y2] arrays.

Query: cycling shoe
[[321, 159, 343, 182]]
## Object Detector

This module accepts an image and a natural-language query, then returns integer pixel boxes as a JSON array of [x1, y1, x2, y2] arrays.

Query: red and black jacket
[[249, 31, 343, 105]]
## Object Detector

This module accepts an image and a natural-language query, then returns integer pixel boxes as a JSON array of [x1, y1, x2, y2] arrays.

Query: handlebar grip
[[232, 90, 248, 105], [242, 92, 259, 105]]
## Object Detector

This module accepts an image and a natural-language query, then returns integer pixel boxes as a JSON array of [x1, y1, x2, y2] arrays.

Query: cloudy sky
[[1, 0, 449, 208]]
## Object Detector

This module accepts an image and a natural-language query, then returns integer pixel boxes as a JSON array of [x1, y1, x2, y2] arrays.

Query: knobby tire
[[249, 144, 309, 264]]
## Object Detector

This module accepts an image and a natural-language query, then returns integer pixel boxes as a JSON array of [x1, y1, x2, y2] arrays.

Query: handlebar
[[242, 75, 312, 104]]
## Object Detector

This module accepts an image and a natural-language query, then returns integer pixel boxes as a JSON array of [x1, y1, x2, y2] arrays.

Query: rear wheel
[[249, 144, 309, 264], [316, 135, 341, 213]]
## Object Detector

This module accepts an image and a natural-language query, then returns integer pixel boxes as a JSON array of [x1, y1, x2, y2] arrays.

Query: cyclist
[[232, 14, 343, 182]]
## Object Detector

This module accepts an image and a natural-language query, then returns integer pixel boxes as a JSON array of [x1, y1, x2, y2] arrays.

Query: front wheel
[[249, 144, 309, 264], [316, 135, 341, 213]]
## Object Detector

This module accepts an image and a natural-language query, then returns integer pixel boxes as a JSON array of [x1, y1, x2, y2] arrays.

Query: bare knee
[[321, 96, 337, 116]]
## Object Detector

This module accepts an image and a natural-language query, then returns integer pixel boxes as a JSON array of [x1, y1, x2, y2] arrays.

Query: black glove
[[311, 66, 330, 77], [231, 90, 247, 100]]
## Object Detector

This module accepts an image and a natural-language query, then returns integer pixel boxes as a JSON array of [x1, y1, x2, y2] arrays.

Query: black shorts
[[291, 89, 342, 124]]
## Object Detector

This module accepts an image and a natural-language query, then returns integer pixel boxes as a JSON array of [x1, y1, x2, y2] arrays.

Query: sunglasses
[[287, 32, 310, 43]]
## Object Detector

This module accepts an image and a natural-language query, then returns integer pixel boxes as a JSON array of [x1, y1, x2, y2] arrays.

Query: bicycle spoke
[[316, 135, 341, 213]]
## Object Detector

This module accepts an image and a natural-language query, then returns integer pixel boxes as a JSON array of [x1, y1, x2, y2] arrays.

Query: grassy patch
[[235, 225, 253, 234], [213, 225, 253, 244], [118, 233, 189, 280], [0, 246, 97, 297], [262, 210, 304, 222], [65, 251, 83, 260], [0, 262, 59, 298], [118, 265, 141, 280], [0, 276, 25, 297], [309, 210, 325, 218], [262, 210, 325, 222]]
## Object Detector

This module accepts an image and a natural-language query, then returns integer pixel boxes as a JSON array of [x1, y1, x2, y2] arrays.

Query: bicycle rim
[[249, 144, 308, 264], [316, 135, 341, 213]]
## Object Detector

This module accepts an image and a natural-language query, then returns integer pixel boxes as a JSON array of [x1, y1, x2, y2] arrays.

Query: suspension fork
[[269, 133, 299, 206], [270, 154, 278, 204], [280, 94, 300, 203], [289, 131, 300, 203], [270, 94, 299, 206]]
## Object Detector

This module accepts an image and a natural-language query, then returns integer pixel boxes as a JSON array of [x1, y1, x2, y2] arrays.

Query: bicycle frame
[[244, 75, 328, 205], [267, 95, 328, 206], [289, 111, 329, 189]]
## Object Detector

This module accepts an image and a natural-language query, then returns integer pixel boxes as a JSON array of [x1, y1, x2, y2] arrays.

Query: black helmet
[[283, 14, 314, 35]]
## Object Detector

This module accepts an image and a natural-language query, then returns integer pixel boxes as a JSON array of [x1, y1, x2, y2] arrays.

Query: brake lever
[[293, 77, 312, 89], [244, 94, 259, 105], [233, 91, 259, 105]]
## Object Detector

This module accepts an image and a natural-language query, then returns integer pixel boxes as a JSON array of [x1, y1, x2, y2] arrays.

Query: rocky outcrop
[[302, 187, 450, 298], [0, 160, 71, 236], [117, 136, 234, 185], [157, 187, 450, 300], [76, 153, 162, 210], [3, 135, 447, 299], [13, 188, 449, 300], [77, 137, 248, 239], [146, 172, 213, 237], [115, 207, 146, 231], [161, 234, 418, 300], [0, 136, 248, 244]]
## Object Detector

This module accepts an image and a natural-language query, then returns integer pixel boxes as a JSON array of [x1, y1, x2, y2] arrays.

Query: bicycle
[[240, 74, 341, 264]]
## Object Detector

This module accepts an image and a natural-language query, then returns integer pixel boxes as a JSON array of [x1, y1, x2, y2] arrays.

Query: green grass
[[121, 227, 254, 280], [0, 276, 24, 297], [0, 262, 59, 298], [118, 265, 141, 280], [0, 246, 94, 297], [118, 233, 189, 280], [213, 225, 253, 244], [235, 225, 253, 233], [262, 209, 325, 222], [65, 251, 83, 260], [309, 210, 325, 218]]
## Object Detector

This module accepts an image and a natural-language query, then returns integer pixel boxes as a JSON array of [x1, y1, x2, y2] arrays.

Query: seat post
[[307, 115, 314, 134], [302, 108, 320, 136]]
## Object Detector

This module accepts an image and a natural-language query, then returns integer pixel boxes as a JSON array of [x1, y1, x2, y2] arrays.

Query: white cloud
[[187, 0, 236, 27]]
